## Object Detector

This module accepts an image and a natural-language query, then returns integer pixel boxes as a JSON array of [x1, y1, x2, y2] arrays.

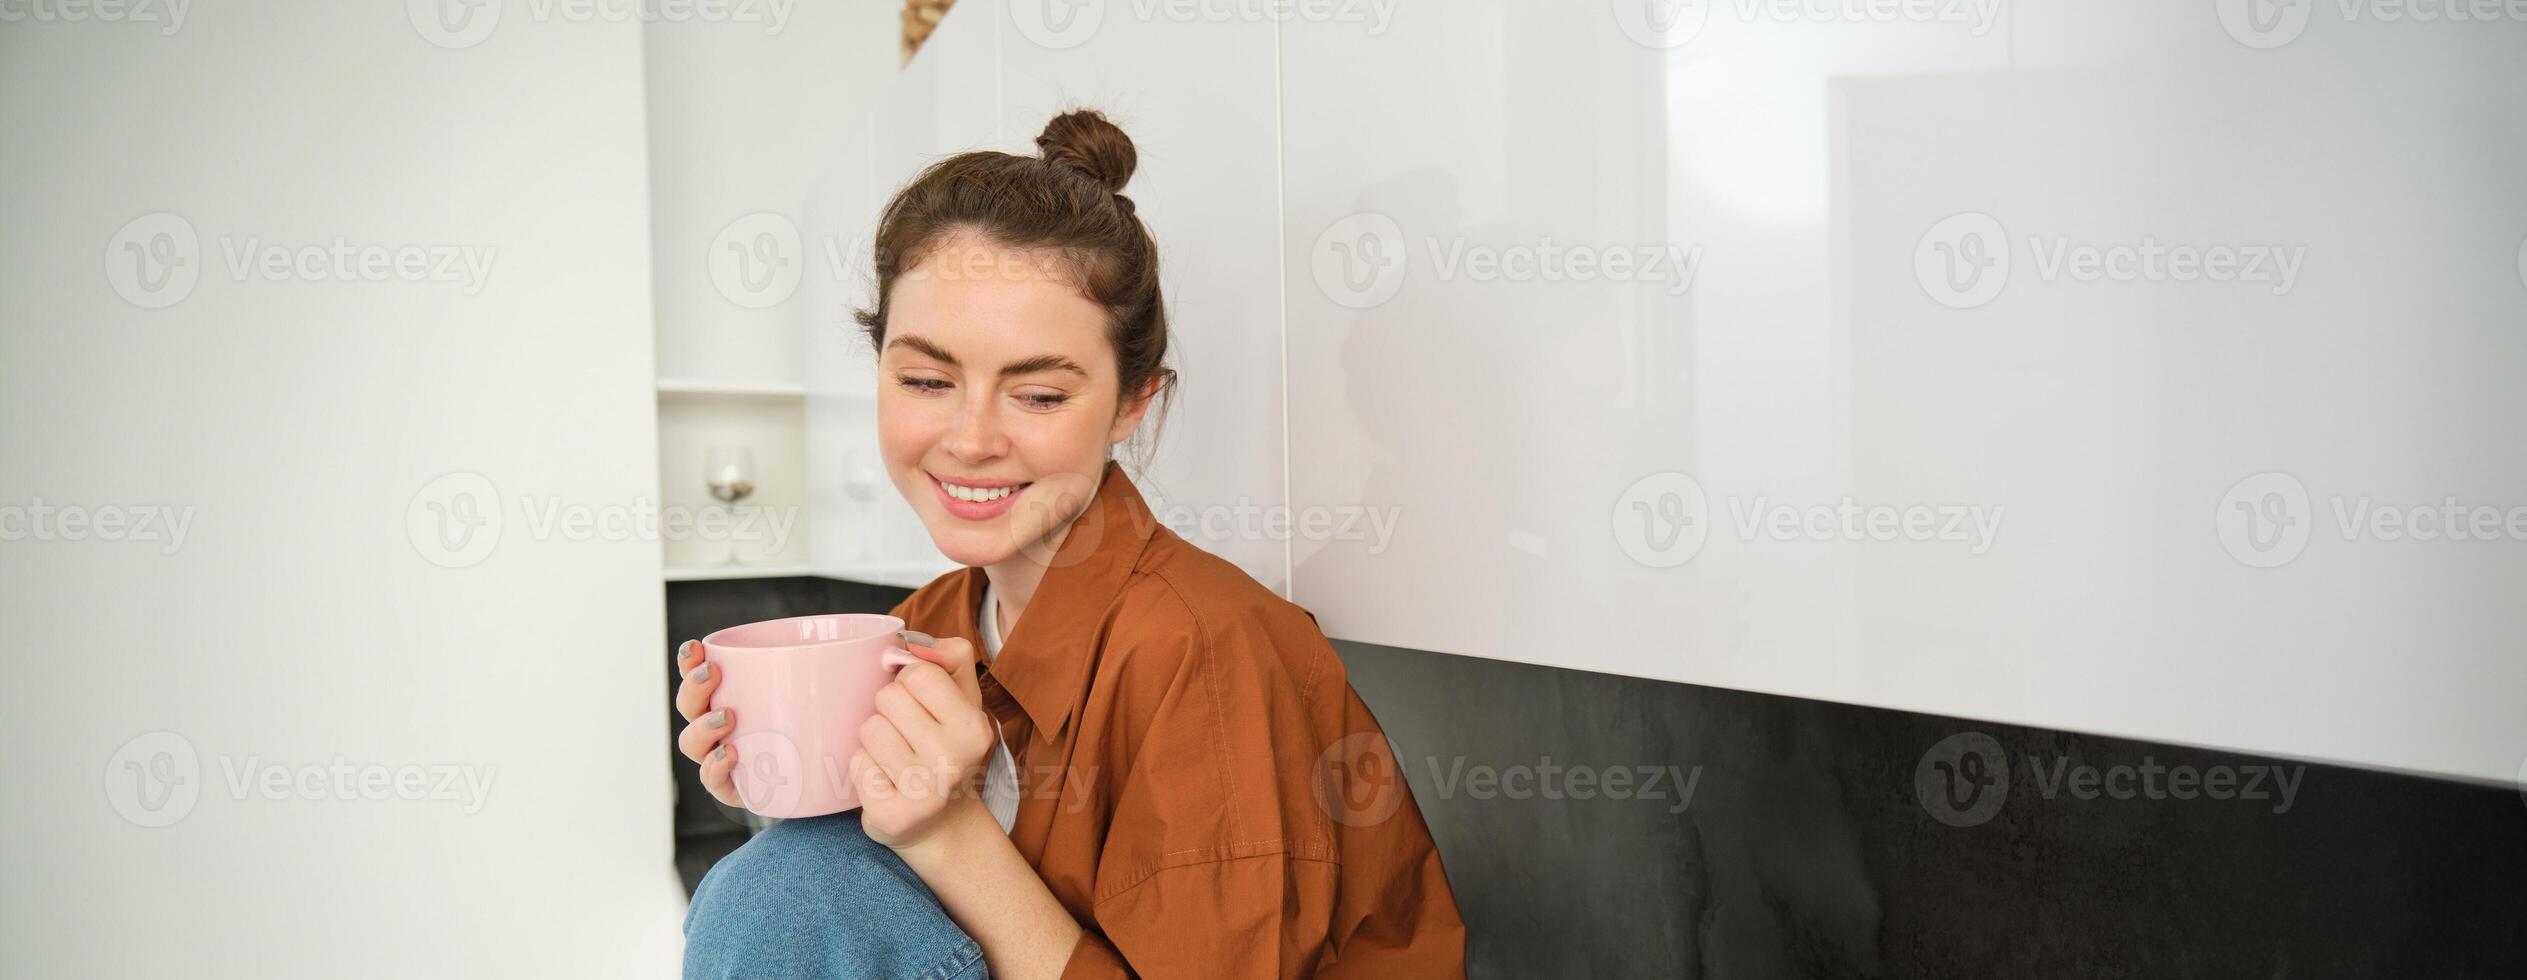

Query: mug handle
[[881, 629, 942, 670]]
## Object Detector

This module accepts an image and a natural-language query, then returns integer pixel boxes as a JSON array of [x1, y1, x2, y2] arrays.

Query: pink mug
[[700, 613, 941, 819]]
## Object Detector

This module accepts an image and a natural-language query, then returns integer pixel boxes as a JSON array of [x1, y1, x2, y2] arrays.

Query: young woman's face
[[876, 229, 1152, 568]]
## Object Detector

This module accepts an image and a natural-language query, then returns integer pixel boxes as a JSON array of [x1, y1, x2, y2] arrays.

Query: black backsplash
[[1337, 639, 2527, 979], [665, 578, 2527, 977]]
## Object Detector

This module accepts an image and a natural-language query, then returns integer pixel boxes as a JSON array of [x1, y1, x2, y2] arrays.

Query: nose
[[941, 389, 1007, 464]]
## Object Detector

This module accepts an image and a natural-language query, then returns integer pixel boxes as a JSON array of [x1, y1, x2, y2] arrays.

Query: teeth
[[943, 481, 1017, 503]]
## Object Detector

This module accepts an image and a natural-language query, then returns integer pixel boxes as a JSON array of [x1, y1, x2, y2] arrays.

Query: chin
[[926, 525, 1019, 569]]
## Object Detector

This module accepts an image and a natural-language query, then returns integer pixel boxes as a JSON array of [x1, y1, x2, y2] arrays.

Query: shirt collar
[[952, 459, 1161, 745]]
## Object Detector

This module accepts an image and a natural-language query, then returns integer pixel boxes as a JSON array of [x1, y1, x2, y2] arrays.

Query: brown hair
[[853, 108, 1177, 469]]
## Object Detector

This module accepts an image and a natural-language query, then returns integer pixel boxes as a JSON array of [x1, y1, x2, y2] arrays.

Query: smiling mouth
[[929, 473, 1032, 507]]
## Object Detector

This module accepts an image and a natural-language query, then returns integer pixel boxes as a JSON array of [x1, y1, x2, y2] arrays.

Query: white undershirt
[[977, 582, 1021, 835]]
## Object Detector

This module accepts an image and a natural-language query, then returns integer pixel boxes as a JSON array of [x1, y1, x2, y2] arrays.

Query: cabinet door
[[1280, 1, 2527, 782]]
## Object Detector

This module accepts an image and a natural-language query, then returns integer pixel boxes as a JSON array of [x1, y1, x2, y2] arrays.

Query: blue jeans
[[684, 811, 988, 980]]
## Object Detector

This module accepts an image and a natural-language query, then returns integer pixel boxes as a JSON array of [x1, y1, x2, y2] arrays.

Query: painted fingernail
[[680, 641, 698, 661], [712, 745, 727, 762], [706, 709, 728, 728], [690, 663, 710, 684]]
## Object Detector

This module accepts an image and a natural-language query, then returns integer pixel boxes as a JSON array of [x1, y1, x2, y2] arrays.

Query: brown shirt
[[890, 459, 1468, 978]]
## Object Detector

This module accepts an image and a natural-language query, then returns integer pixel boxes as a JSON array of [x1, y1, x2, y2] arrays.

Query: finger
[[873, 683, 958, 769], [675, 644, 718, 722], [848, 749, 896, 802], [700, 741, 741, 808], [859, 712, 916, 777], [875, 678, 942, 732], [921, 636, 982, 703], [897, 663, 984, 731], [677, 708, 732, 763]]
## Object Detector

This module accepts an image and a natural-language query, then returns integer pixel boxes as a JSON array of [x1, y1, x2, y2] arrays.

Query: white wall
[[1, 5, 682, 977], [844, 0, 2527, 785], [646, 1, 901, 388]]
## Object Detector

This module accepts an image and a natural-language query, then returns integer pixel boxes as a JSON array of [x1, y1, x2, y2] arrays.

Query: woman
[[674, 109, 1467, 978]]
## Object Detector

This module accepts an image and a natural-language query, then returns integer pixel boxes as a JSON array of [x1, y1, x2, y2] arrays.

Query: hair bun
[[1035, 109, 1137, 195]]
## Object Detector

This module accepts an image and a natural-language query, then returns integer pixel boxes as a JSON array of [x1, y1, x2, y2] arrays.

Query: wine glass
[[704, 446, 755, 565]]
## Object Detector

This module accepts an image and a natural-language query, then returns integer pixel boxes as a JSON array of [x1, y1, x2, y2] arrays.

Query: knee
[[690, 812, 926, 920], [683, 812, 984, 980]]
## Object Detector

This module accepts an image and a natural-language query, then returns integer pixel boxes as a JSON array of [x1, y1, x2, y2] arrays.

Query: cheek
[[874, 393, 937, 457]]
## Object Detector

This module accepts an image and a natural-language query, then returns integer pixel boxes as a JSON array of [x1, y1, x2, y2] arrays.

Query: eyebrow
[[885, 335, 1089, 380]]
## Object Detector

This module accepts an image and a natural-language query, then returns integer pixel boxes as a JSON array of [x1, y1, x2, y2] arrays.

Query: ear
[[1107, 373, 1163, 446]]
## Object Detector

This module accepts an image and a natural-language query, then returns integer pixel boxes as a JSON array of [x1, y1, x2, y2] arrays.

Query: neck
[[980, 478, 1100, 637]]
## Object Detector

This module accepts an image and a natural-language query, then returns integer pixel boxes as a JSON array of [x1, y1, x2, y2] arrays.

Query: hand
[[849, 635, 997, 851], [672, 639, 743, 809]]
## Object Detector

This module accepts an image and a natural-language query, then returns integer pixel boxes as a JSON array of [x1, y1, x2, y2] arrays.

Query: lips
[[930, 472, 1031, 521]]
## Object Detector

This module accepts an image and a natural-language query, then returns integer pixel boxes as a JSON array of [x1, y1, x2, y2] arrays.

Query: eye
[[895, 375, 950, 394], [1019, 392, 1070, 410]]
